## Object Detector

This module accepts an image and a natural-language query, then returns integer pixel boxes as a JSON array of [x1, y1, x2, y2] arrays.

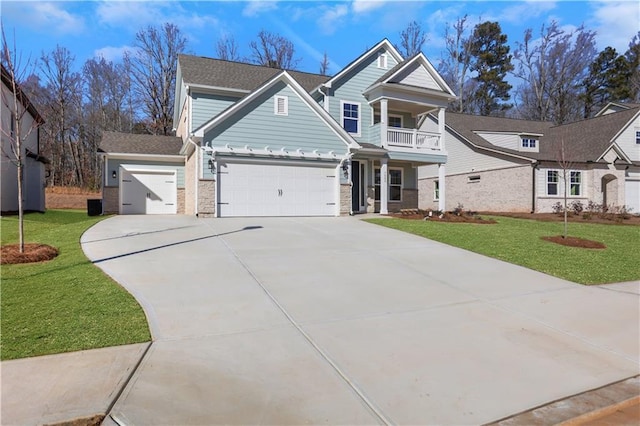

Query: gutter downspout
[[186, 138, 200, 217]]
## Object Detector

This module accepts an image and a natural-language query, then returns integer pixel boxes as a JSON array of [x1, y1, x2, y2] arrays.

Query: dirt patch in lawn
[[541, 235, 606, 249], [46, 186, 100, 210], [1, 243, 59, 264]]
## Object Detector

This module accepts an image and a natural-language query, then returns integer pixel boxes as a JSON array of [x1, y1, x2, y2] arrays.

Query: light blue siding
[[192, 92, 240, 131], [328, 47, 399, 144], [106, 159, 185, 188], [202, 82, 350, 154]]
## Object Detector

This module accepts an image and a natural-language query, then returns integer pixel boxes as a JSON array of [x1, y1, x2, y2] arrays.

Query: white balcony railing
[[386, 128, 441, 151]]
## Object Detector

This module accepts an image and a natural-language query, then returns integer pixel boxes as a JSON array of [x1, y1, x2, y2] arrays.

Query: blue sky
[[2, 0, 638, 76]]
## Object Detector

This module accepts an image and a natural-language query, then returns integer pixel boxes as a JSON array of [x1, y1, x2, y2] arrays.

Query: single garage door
[[218, 161, 337, 217], [120, 169, 177, 214], [625, 180, 640, 213]]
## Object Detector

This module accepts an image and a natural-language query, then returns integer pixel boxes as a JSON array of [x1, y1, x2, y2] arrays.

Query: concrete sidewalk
[[1, 215, 638, 425]]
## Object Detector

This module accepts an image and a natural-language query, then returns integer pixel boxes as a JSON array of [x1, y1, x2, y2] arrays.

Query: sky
[[1, 0, 639, 77]]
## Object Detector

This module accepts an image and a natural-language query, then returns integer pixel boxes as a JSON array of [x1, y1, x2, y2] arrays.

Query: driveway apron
[[81, 216, 639, 425]]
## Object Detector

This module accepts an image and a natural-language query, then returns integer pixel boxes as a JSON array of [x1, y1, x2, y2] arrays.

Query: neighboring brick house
[[1, 64, 47, 213], [99, 39, 456, 216], [418, 104, 640, 213]]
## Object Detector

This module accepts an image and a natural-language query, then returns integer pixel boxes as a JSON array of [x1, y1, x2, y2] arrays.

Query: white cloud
[[317, 5, 350, 35], [498, 1, 557, 24], [242, 0, 278, 18], [4, 2, 86, 35], [96, 1, 167, 29], [589, 1, 639, 52], [93, 45, 134, 62], [352, 0, 387, 14]]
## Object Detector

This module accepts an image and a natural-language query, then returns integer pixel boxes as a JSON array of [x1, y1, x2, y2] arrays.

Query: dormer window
[[522, 137, 537, 148], [377, 53, 387, 69]]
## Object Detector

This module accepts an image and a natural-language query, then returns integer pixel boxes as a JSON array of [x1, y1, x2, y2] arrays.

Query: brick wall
[[340, 184, 352, 215], [102, 187, 118, 213], [198, 180, 216, 217], [177, 188, 185, 214]]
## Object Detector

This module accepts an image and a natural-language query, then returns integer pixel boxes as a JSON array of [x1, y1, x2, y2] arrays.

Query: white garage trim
[[215, 158, 340, 217], [119, 167, 177, 215], [625, 179, 640, 213]]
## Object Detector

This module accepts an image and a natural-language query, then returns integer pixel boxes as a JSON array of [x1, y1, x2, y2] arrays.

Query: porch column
[[438, 163, 446, 212], [380, 157, 389, 214], [380, 99, 388, 148], [438, 107, 446, 151]]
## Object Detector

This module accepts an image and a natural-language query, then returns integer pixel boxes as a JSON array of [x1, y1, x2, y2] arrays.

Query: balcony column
[[380, 157, 389, 214], [438, 163, 446, 212], [438, 107, 446, 151], [380, 99, 388, 148]]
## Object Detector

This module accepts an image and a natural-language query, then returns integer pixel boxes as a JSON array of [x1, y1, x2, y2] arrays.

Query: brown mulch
[[541, 235, 606, 249], [1, 243, 59, 265], [391, 211, 496, 224]]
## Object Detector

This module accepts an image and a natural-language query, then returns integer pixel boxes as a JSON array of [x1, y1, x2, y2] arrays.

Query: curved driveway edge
[[81, 215, 640, 425]]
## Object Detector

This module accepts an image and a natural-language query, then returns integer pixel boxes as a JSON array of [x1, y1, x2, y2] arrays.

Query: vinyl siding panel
[[612, 115, 640, 162], [476, 132, 520, 150], [203, 82, 350, 155], [328, 47, 399, 144], [106, 159, 185, 188], [192, 92, 240, 131], [394, 63, 439, 91]]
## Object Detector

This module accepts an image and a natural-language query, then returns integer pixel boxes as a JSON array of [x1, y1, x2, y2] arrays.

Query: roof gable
[[374, 54, 456, 97]]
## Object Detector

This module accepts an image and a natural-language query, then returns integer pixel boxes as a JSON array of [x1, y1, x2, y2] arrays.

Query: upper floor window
[[389, 115, 402, 128], [635, 130, 640, 144], [341, 101, 360, 135], [274, 95, 288, 116], [522, 137, 537, 148], [378, 53, 387, 69], [547, 170, 559, 195]]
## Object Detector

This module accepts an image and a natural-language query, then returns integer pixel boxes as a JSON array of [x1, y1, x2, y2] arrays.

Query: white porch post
[[380, 157, 389, 214], [438, 107, 446, 151], [438, 163, 446, 212], [380, 98, 388, 148]]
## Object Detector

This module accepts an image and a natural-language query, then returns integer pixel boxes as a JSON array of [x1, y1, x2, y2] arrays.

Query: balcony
[[370, 124, 442, 152]]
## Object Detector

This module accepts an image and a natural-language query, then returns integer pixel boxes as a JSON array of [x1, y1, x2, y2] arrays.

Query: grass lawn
[[366, 216, 640, 285], [1, 210, 151, 360]]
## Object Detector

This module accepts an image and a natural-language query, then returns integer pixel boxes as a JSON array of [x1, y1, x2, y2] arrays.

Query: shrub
[[552, 202, 564, 215], [570, 200, 584, 215], [453, 203, 464, 216]]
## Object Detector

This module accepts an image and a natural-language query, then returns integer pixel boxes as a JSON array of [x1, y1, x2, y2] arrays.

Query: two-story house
[[99, 39, 456, 217], [418, 103, 640, 213], [1, 64, 47, 213]]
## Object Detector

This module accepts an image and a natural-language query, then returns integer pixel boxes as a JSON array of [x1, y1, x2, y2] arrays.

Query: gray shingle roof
[[99, 131, 183, 155], [178, 54, 329, 93], [444, 108, 639, 163]]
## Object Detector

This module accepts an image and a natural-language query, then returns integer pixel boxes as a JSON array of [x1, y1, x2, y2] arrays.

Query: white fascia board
[[187, 83, 250, 96], [103, 153, 185, 162], [608, 109, 640, 149], [311, 39, 403, 95]]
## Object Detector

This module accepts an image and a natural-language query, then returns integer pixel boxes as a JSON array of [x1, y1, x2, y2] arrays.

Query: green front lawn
[[366, 216, 640, 285], [1, 210, 151, 360]]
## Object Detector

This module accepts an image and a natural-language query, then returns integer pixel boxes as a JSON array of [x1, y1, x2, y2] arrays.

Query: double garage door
[[218, 161, 338, 217], [120, 169, 177, 215]]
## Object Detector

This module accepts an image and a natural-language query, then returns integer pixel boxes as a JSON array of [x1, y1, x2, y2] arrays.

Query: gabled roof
[[594, 101, 640, 117], [193, 70, 359, 150], [1, 64, 44, 125], [99, 131, 183, 156], [442, 107, 640, 163], [368, 53, 456, 98], [311, 39, 403, 93], [178, 54, 329, 93]]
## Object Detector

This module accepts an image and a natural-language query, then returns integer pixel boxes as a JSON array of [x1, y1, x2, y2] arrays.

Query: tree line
[[2, 20, 639, 189]]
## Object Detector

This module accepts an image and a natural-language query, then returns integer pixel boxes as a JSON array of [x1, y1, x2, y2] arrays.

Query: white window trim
[[378, 53, 387, 69], [434, 179, 439, 201], [569, 170, 582, 196], [521, 137, 537, 149], [340, 100, 361, 137], [635, 129, 640, 144], [388, 167, 403, 202], [274, 95, 288, 116], [546, 170, 559, 196], [372, 112, 403, 128], [544, 169, 585, 197]]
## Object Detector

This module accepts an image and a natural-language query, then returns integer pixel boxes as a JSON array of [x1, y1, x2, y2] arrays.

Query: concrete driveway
[[81, 215, 639, 425]]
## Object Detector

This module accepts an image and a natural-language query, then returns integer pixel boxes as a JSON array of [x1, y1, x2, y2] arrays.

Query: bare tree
[[319, 51, 330, 76], [438, 15, 474, 113], [128, 23, 187, 135], [216, 35, 241, 61], [1, 27, 44, 252], [249, 30, 300, 69], [397, 21, 427, 58], [555, 137, 574, 238], [514, 22, 597, 124]]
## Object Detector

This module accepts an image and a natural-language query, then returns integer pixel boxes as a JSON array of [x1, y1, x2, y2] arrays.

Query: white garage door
[[625, 180, 640, 213], [120, 169, 177, 215], [218, 161, 337, 217]]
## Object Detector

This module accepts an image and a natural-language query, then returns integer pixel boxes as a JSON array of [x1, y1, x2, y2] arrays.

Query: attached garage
[[120, 168, 177, 214], [217, 160, 338, 217], [625, 179, 640, 213]]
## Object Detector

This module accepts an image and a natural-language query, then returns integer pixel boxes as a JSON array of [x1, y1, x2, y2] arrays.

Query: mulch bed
[[1, 243, 59, 265], [391, 211, 496, 224], [541, 235, 606, 249]]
